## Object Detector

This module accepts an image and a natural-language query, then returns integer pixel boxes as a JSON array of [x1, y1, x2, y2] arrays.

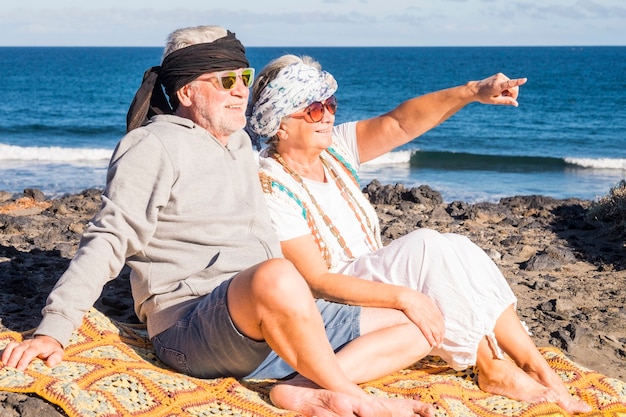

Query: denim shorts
[[151, 278, 361, 380]]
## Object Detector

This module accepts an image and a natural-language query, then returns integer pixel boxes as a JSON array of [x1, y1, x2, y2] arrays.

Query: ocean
[[1, 46, 625, 203]]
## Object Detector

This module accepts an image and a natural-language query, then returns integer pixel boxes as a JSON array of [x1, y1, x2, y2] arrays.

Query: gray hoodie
[[36, 115, 282, 346]]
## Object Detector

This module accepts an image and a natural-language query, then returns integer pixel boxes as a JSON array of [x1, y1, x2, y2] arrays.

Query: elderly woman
[[247, 55, 591, 414]]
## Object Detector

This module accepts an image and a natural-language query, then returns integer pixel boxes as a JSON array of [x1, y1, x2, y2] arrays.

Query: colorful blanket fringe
[[1, 308, 625, 417]]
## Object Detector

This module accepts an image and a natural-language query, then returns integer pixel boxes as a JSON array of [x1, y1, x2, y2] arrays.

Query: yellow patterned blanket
[[0, 308, 625, 417]]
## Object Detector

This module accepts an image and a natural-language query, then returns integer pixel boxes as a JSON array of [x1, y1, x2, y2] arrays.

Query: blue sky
[[2, 0, 625, 47]]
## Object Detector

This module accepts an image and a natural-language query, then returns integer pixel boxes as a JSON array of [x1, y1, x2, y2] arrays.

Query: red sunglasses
[[291, 95, 338, 123]]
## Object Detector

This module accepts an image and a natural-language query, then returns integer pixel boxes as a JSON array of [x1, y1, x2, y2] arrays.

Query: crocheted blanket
[[0, 309, 625, 417]]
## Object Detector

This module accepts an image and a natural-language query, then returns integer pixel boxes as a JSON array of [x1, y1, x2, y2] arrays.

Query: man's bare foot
[[478, 358, 591, 414], [270, 378, 434, 417]]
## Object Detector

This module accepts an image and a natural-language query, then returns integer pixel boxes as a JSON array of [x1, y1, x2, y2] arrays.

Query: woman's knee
[[400, 228, 452, 260], [406, 228, 445, 246]]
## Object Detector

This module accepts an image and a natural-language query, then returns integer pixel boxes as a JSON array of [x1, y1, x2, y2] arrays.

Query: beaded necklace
[[272, 151, 380, 264]]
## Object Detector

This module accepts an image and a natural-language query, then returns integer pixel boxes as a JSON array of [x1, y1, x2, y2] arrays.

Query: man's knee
[[250, 258, 313, 305], [227, 258, 316, 341]]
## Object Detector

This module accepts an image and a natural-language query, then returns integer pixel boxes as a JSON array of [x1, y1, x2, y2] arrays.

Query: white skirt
[[337, 228, 517, 370]]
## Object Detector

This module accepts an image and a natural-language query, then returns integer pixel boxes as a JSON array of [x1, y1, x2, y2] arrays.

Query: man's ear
[[176, 84, 193, 108]]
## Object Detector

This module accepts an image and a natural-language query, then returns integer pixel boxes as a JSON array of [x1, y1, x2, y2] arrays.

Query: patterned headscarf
[[248, 62, 337, 141]]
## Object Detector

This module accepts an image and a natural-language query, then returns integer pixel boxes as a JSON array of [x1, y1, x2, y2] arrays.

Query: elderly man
[[1, 26, 433, 417]]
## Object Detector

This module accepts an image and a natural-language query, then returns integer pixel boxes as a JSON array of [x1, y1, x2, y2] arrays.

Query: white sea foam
[[565, 157, 626, 170], [362, 150, 413, 165], [0, 143, 112, 162], [252, 149, 414, 166]]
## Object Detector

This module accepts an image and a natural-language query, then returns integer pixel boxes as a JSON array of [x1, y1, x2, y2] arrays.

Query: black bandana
[[126, 31, 249, 132]]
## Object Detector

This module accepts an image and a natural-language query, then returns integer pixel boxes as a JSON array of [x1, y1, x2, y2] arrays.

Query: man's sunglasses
[[207, 68, 255, 91], [292, 95, 338, 123]]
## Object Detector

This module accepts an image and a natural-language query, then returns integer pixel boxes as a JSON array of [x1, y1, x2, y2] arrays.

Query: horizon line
[[1, 44, 625, 48]]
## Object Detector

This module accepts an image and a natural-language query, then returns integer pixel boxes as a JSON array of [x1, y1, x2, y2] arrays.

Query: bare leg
[[227, 259, 434, 417], [272, 307, 434, 416], [336, 306, 433, 383], [477, 305, 591, 414]]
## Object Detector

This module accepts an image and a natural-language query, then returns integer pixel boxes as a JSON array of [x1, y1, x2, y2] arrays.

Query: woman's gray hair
[[251, 55, 322, 147], [162, 25, 228, 62]]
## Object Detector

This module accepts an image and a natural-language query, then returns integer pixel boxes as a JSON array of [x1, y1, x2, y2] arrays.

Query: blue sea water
[[1, 46, 625, 203]]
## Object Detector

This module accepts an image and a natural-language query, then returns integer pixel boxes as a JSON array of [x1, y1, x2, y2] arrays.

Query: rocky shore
[[1, 182, 625, 416]]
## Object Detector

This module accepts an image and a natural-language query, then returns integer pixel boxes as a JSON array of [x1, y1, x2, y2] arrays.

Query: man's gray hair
[[162, 25, 228, 62]]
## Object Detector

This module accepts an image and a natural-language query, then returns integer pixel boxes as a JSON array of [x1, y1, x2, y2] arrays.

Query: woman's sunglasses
[[291, 95, 338, 123], [205, 68, 255, 91]]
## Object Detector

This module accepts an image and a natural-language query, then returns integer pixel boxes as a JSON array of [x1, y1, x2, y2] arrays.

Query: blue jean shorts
[[151, 278, 361, 380]]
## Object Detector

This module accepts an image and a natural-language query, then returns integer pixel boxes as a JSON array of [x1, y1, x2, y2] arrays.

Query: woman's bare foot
[[486, 305, 592, 413], [521, 362, 592, 414], [478, 358, 591, 414], [270, 378, 434, 417]]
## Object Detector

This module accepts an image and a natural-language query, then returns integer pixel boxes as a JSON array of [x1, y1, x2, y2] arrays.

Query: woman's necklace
[[319, 157, 379, 253], [272, 152, 379, 264]]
